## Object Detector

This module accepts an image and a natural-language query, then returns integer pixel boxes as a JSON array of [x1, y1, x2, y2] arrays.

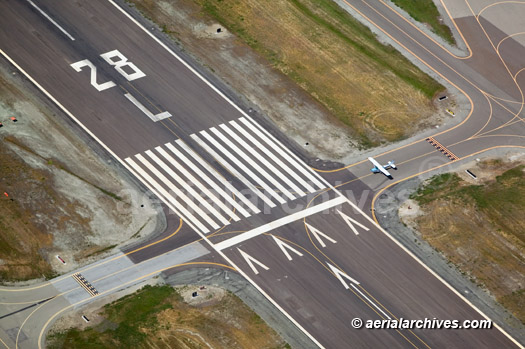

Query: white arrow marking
[[306, 223, 337, 248], [238, 249, 269, 275], [272, 235, 304, 261], [327, 263, 360, 288], [336, 210, 369, 236]]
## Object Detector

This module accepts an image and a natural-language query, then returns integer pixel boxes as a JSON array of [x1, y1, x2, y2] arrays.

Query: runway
[[0, 0, 523, 348]]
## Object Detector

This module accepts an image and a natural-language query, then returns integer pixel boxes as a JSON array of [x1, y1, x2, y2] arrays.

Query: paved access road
[[0, 0, 523, 348]]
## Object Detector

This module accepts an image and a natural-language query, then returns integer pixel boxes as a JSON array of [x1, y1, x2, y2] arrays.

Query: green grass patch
[[48, 285, 174, 348], [390, 0, 455, 44]]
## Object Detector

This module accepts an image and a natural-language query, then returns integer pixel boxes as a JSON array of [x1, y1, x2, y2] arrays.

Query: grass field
[[390, 0, 455, 44], [410, 164, 525, 324], [132, 0, 443, 148], [47, 284, 288, 348]]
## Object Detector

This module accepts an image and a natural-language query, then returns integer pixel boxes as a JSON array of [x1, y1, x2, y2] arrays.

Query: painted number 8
[[100, 50, 145, 81]]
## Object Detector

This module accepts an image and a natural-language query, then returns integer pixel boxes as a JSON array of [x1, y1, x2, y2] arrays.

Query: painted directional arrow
[[238, 248, 269, 275], [305, 223, 337, 248], [327, 262, 360, 288], [337, 209, 369, 235], [272, 235, 304, 260]]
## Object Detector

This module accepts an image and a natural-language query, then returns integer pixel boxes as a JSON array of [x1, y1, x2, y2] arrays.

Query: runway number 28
[[70, 49, 145, 91]]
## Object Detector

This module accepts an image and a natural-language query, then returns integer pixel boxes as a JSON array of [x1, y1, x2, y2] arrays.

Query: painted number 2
[[70, 50, 145, 91]]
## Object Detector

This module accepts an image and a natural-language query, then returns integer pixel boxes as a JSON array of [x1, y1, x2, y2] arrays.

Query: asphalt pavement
[[0, 0, 524, 348]]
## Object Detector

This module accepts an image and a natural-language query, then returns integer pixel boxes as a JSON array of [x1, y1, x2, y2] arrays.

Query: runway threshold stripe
[[209, 126, 294, 201], [192, 133, 277, 208], [125, 157, 209, 233], [156, 146, 241, 221], [239, 117, 326, 190], [135, 154, 220, 230], [174, 140, 259, 214], [220, 123, 307, 197], [215, 195, 346, 250], [145, 150, 230, 226], [230, 120, 315, 193]]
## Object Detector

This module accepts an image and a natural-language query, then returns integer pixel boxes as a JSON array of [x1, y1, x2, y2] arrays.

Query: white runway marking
[[306, 223, 337, 248], [125, 157, 209, 233], [145, 150, 230, 226], [209, 126, 294, 201], [215, 196, 346, 251], [239, 117, 326, 189], [238, 249, 269, 275], [155, 146, 241, 222], [173, 141, 259, 215], [229, 120, 313, 194], [27, 0, 75, 41], [220, 123, 306, 197], [124, 93, 171, 122], [192, 132, 277, 208]]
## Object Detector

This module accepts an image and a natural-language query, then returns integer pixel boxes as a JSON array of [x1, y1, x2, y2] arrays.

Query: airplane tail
[[388, 160, 397, 169]]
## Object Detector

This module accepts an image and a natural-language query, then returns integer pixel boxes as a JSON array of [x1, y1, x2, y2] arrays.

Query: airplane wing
[[368, 157, 393, 179]]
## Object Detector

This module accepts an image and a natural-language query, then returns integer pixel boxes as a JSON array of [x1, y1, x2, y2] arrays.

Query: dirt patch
[[403, 155, 525, 324], [0, 62, 162, 283], [126, 0, 451, 160], [47, 283, 288, 349]]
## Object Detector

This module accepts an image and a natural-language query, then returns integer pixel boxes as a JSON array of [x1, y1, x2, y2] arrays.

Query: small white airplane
[[368, 157, 396, 179]]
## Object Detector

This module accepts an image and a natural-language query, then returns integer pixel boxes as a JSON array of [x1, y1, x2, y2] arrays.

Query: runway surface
[[0, 0, 524, 348]]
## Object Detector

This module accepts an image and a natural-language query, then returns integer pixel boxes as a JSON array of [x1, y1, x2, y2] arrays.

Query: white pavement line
[[156, 146, 241, 222], [240, 117, 326, 190], [220, 123, 306, 197], [135, 154, 220, 230], [350, 284, 391, 320], [215, 196, 346, 251], [125, 157, 210, 233], [165, 142, 252, 217], [146, 150, 231, 226], [238, 249, 270, 275], [0, 49, 206, 238], [27, 0, 75, 41], [191, 133, 277, 208], [107, 2, 324, 346], [2, 48, 325, 349], [230, 120, 314, 194], [174, 139, 261, 213], [210, 126, 294, 201], [124, 93, 171, 122]]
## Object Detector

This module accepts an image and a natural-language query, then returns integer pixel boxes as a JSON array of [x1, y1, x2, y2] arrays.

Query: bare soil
[[0, 63, 162, 282], [401, 154, 525, 324], [127, 0, 453, 160]]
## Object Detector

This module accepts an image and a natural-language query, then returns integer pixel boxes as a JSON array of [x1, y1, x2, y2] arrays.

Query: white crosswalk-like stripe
[[125, 157, 210, 233], [125, 117, 326, 233], [172, 141, 259, 215], [209, 126, 295, 201], [229, 120, 316, 193], [219, 123, 306, 197], [191, 132, 277, 208], [155, 146, 241, 222], [135, 153, 220, 230], [145, 150, 231, 226], [239, 117, 326, 189]]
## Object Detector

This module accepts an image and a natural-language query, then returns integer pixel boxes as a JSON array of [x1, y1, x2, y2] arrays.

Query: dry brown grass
[[130, 0, 442, 147], [411, 163, 525, 324], [47, 285, 288, 348], [0, 143, 56, 281]]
